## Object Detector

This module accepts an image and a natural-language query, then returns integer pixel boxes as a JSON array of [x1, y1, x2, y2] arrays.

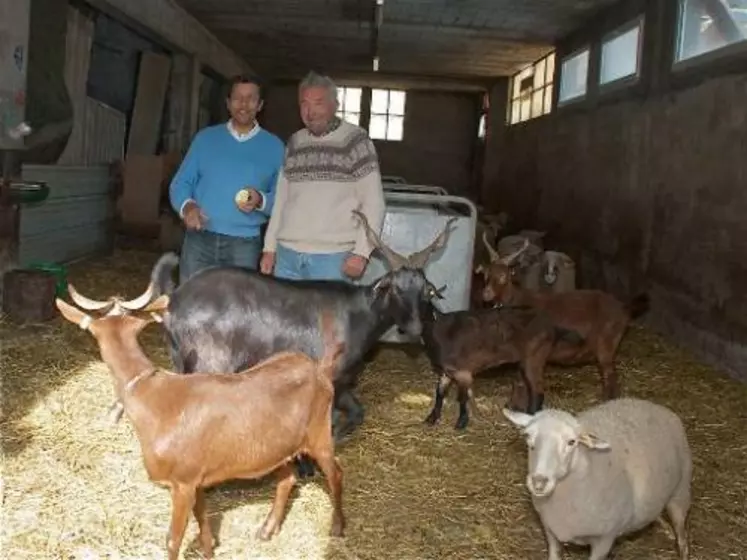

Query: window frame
[[506, 51, 556, 126], [335, 85, 363, 126], [369, 88, 406, 142], [557, 45, 591, 107], [598, 15, 646, 92], [672, 0, 747, 71]]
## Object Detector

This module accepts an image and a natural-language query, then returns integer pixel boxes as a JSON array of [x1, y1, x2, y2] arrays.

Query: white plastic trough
[[383, 183, 449, 196], [355, 190, 478, 344]]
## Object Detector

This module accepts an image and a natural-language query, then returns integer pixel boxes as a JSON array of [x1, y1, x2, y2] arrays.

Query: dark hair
[[227, 73, 264, 100]]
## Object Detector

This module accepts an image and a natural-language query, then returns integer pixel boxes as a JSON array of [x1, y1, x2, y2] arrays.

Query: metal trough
[[383, 183, 449, 196]]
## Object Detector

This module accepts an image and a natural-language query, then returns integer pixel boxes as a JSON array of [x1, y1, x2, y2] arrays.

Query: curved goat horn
[[407, 217, 458, 270], [118, 282, 156, 311], [67, 283, 116, 312], [352, 209, 409, 270], [482, 230, 501, 263], [500, 238, 531, 265]]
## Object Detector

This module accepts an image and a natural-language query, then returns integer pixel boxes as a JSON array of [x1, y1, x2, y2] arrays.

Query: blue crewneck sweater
[[169, 123, 285, 238]]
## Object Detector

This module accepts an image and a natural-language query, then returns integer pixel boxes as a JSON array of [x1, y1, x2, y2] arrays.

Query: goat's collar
[[492, 301, 532, 311], [123, 367, 159, 394]]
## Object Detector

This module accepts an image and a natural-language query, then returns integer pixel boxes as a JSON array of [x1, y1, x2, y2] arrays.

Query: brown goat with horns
[[55, 295, 346, 560], [479, 239, 649, 404]]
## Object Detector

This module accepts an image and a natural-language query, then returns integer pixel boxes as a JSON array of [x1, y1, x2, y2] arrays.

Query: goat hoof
[[329, 521, 345, 538], [454, 416, 469, 430], [424, 411, 440, 425], [332, 423, 356, 443], [256, 525, 276, 542]]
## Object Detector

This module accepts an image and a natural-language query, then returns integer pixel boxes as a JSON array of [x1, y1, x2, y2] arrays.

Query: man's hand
[[183, 201, 208, 231], [236, 188, 263, 213], [342, 254, 368, 279], [260, 251, 276, 275]]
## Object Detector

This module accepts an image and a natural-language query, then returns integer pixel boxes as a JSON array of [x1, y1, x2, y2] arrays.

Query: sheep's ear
[[502, 408, 535, 429], [579, 431, 610, 450]]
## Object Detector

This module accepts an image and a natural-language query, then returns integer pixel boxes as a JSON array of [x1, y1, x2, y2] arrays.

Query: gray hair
[[299, 71, 338, 103]]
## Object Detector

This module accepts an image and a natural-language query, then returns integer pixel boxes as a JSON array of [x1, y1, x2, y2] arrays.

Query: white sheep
[[503, 398, 692, 560], [540, 250, 576, 293]]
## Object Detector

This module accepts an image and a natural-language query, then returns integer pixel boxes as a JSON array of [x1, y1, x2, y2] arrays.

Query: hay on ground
[[1, 248, 746, 559]]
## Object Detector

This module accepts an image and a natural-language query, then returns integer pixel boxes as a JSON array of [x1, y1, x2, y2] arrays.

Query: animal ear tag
[[372, 274, 392, 297], [427, 283, 447, 299]]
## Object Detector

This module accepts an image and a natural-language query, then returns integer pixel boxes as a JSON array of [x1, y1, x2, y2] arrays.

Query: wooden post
[[2, 268, 57, 323]]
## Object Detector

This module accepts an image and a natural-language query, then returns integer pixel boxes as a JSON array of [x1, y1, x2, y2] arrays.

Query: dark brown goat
[[421, 297, 584, 429], [480, 240, 649, 403], [55, 295, 346, 560]]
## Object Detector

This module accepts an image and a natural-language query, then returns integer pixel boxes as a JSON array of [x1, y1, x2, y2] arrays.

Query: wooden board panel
[[126, 51, 171, 155], [119, 154, 163, 234]]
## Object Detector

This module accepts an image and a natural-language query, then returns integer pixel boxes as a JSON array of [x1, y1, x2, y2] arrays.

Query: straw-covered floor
[[2, 248, 746, 560]]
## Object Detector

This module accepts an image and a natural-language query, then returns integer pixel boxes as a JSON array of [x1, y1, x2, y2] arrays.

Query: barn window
[[336, 86, 363, 126], [507, 51, 555, 125], [599, 17, 645, 86], [369, 88, 406, 141], [558, 47, 590, 104], [675, 0, 747, 63]]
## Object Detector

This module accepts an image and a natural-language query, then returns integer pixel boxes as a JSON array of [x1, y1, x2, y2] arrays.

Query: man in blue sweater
[[169, 74, 285, 284]]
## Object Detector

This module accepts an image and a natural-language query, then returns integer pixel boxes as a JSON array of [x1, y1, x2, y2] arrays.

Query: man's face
[[299, 86, 337, 135], [227, 82, 263, 128]]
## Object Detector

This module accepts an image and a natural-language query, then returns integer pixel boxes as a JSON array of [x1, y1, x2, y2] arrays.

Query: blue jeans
[[274, 243, 350, 282], [179, 229, 262, 284]]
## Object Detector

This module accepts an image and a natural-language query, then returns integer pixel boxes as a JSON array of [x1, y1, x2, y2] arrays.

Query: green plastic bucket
[[27, 262, 68, 297]]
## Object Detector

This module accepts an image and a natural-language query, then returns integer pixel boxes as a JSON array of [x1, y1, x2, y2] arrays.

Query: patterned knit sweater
[[263, 120, 386, 257]]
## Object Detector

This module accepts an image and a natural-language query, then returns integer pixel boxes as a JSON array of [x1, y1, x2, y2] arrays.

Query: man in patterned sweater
[[260, 71, 385, 281]]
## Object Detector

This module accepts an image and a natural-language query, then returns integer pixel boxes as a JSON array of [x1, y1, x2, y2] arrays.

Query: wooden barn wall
[[262, 83, 482, 197], [481, 0, 747, 381]]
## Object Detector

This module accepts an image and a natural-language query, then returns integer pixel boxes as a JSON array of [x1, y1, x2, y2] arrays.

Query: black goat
[[420, 293, 585, 430], [70, 210, 456, 467]]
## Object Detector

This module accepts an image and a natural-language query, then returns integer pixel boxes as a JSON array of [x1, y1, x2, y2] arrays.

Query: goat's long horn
[[118, 282, 156, 311], [407, 217, 458, 269], [67, 283, 115, 312], [352, 209, 408, 270], [500, 238, 531, 265], [482, 230, 501, 263]]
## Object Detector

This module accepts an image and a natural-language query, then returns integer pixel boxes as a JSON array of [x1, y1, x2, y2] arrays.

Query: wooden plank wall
[[18, 165, 114, 265], [480, 0, 747, 381]]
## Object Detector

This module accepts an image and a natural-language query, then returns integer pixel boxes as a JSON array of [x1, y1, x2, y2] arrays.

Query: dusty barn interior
[[2, 0, 747, 558]]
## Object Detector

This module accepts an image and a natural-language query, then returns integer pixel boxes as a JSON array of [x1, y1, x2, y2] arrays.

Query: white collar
[[227, 120, 261, 142]]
